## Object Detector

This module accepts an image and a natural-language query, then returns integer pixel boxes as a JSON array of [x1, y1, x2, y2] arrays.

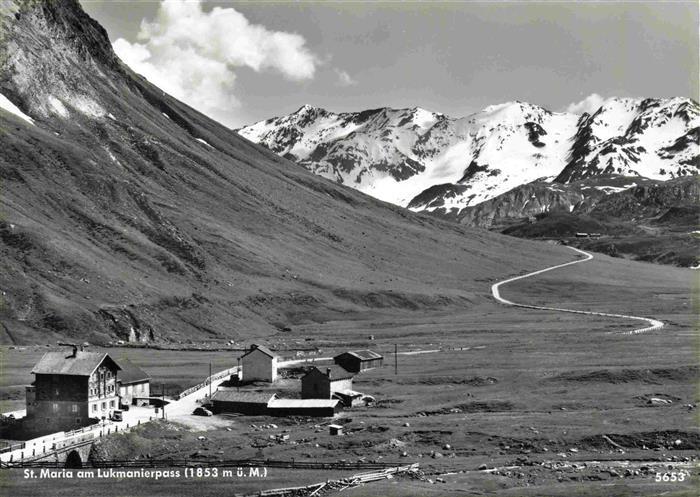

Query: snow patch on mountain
[[0, 92, 34, 124]]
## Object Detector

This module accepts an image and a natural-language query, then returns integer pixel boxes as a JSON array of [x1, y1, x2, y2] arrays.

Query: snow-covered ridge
[[238, 97, 699, 216]]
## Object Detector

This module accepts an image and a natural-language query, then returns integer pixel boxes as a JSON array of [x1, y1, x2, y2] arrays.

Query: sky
[[81, 1, 699, 128]]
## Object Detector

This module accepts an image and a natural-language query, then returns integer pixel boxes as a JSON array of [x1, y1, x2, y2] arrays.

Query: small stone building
[[116, 359, 150, 407], [240, 344, 278, 383], [333, 350, 383, 373], [301, 366, 353, 399], [26, 346, 121, 433], [210, 390, 276, 415]]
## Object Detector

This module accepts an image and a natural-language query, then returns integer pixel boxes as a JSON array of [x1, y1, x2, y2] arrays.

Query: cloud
[[335, 69, 357, 87], [113, 0, 320, 127], [565, 93, 605, 115]]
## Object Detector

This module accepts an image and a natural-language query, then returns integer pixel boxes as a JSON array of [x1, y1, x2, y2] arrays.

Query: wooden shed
[[333, 350, 383, 373]]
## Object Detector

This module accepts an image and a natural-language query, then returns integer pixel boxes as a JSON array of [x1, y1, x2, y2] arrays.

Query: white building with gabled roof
[[240, 344, 278, 383]]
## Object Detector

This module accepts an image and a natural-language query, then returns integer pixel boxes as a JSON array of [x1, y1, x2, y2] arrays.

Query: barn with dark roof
[[333, 350, 383, 373], [210, 390, 277, 415]]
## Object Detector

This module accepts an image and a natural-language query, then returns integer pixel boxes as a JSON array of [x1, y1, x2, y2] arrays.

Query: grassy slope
[[494, 176, 700, 268], [0, 1, 575, 345]]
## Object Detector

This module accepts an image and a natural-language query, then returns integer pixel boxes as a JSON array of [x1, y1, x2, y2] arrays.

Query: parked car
[[110, 410, 123, 422], [192, 407, 213, 416]]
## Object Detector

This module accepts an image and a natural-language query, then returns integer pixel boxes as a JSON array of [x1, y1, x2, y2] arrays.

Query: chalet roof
[[31, 350, 121, 377], [303, 365, 354, 381], [211, 390, 276, 404], [267, 399, 340, 409], [335, 350, 383, 361], [115, 358, 150, 385], [241, 344, 277, 360]]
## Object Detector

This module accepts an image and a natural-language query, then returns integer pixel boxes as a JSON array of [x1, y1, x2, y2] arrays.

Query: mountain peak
[[292, 104, 331, 118], [0, 0, 124, 121], [294, 104, 323, 113]]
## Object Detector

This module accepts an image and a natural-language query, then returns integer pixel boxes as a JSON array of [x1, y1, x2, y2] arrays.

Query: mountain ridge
[[238, 97, 699, 217]]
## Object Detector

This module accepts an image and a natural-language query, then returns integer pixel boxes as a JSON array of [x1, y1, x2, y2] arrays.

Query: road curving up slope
[[491, 246, 664, 335]]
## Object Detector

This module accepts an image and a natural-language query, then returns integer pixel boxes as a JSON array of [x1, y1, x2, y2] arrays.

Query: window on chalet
[[71, 404, 78, 413]]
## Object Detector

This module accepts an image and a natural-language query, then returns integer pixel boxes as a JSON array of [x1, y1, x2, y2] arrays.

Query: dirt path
[[491, 246, 664, 335]]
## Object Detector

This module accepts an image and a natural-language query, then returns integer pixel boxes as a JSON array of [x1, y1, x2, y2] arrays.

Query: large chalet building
[[25, 346, 122, 433]]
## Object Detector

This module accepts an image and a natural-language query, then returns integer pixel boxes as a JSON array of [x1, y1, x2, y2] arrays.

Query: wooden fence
[[176, 366, 238, 400], [234, 464, 421, 497]]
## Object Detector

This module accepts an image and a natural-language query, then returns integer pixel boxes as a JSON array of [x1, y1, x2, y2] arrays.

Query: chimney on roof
[[58, 342, 78, 357], [326, 368, 332, 378]]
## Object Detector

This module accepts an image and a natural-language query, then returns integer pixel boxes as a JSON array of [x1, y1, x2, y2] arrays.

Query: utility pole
[[209, 362, 212, 400], [394, 344, 398, 375], [161, 384, 165, 419], [237, 357, 241, 392]]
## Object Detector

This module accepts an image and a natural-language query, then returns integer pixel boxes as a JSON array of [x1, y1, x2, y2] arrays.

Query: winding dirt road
[[491, 246, 664, 335]]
